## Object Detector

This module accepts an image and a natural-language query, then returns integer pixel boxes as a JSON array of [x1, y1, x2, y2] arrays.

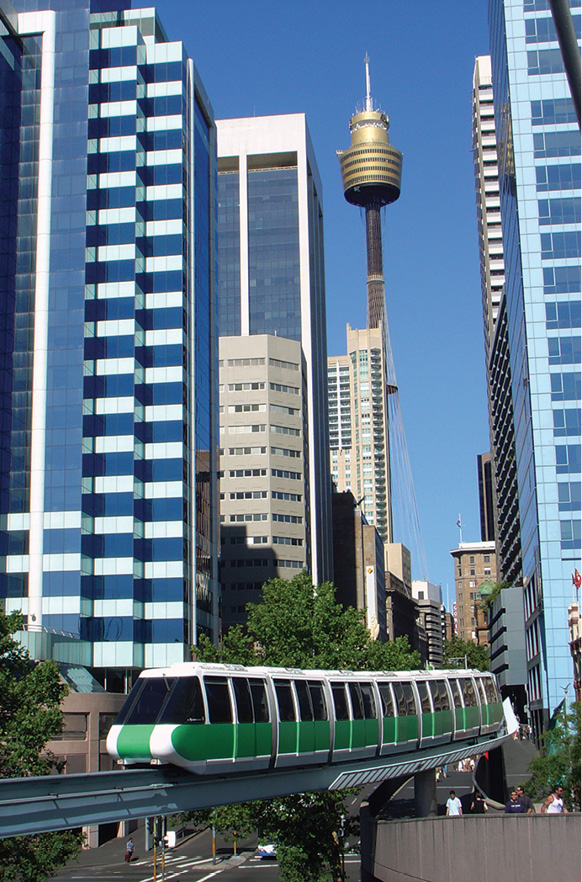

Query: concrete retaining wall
[[361, 809, 580, 882]]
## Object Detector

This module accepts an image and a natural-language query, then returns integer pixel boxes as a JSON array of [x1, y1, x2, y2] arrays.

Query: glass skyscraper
[[488, 0, 581, 733], [0, 0, 218, 677]]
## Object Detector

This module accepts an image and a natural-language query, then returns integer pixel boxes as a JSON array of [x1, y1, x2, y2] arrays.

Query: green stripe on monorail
[[455, 706, 480, 731], [236, 722, 272, 758], [172, 722, 274, 762], [421, 710, 453, 739], [117, 724, 154, 760], [381, 716, 417, 744]]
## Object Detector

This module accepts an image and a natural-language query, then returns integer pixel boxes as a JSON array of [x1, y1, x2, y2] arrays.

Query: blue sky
[[158, 0, 493, 605]]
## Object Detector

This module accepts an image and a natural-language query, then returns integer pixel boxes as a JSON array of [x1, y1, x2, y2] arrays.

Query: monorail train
[[107, 663, 505, 774]]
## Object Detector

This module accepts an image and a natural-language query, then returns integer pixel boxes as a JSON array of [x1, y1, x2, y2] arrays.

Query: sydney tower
[[337, 55, 403, 331]]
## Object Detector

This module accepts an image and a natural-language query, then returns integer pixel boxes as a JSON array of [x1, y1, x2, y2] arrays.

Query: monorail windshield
[[159, 677, 205, 724], [119, 677, 177, 725]]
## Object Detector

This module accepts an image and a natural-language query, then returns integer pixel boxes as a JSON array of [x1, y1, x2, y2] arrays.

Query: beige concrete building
[[219, 335, 311, 627], [47, 689, 127, 847], [451, 540, 497, 644]]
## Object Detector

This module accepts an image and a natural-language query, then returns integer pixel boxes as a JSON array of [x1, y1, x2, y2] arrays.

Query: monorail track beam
[[0, 731, 511, 839]]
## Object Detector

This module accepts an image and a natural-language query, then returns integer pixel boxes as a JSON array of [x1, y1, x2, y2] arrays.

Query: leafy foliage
[[442, 635, 489, 672], [0, 610, 83, 880], [254, 791, 358, 882], [191, 572, 420, 881], [479, 581, 511, 613], [199, 572, 421, 672], [524, 700, 580, 810]]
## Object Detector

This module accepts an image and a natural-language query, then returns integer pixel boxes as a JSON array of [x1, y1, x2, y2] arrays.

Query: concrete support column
[[414, 769, 437, 817]]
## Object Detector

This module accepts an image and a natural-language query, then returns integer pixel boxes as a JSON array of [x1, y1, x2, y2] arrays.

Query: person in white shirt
[[446, 790, 463, 816], [541, 785, 569, 814]]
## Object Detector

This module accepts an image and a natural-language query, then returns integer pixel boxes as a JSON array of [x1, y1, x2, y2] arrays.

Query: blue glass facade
[[247, 166, 301, 341], [488, 0, 581, 733], [217, 168, 240, 336], [0, 0, 218, 672]]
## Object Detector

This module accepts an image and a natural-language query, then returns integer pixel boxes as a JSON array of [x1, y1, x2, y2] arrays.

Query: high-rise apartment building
[[0, 0, 219, 674], [487, 0, 581, 733], [473, 56, 522, 585], [216, 114, 332, 605], [328, 325, 391, 540]]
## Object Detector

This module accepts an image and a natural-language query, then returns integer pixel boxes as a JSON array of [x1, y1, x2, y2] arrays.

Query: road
[[54, 821, 363, 882]]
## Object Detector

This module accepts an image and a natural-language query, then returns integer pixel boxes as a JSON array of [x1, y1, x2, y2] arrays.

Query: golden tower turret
[[337, 55, 403, 328]]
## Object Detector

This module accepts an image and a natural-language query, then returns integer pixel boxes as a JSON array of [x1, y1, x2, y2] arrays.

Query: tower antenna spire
[[365, 52, 372, 111]]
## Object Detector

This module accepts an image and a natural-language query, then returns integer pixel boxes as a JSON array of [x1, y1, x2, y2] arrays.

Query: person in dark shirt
[[505, 790, 524, 813], [516, 785, 534, 813], [470, 791, 488, 814]]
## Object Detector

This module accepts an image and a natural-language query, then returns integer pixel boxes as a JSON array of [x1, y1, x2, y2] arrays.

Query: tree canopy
[[197, 571, 421, 672], [442, 635, 489, 672], [479, 580, 511, 613], [193, 572, 421, 882], [0, 610, 83, 881]]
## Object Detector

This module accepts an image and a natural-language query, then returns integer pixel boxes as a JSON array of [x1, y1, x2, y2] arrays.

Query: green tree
[[192, 572, 420, 881], [0, 610, 83, 881], [479, 580, 511, 613], [442, 635, 489, 672], [524, 700, 580, 810]]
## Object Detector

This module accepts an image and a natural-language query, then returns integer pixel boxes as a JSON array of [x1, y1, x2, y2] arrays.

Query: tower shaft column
[[365, 203, 385, 330]]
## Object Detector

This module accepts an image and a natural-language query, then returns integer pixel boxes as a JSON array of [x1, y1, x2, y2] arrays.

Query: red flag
[[573, 569, 581, 589]]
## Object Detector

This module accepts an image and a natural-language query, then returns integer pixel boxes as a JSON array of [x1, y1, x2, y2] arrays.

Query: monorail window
[[378, 683, 395, 717], [417, 682, 431, 714], [450, 679, 463, 709], [359, 684, 376, 719], [402, 682, 416, 715], [476, 679, 488, 706], [484, 678, 498, 704], [275, 681, 296, 722], [295, 681, 314, 721], [204, 677, 232, 724], [391, 682, 407, 716], [308, 681, 327, 721], [460, 678, 478, 707], [232, 678, 253, 724], [432, 680, 450, 712], [348, 683, 364, 719], [115, 681, 145, 726], [159, 677, 204, 724], [249, 679, 270, 722], [332, 683, 349, 721], [125, 677, 176, 725]]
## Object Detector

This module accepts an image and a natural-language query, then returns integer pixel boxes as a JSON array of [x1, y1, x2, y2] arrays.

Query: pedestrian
[[125, 837, 134, 863], [446, 790, 463, 817], [515, 785, 534, 813], [505, 790, 524, 813], [541, 785, 569, 814], [470, 791, 488, 814]]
